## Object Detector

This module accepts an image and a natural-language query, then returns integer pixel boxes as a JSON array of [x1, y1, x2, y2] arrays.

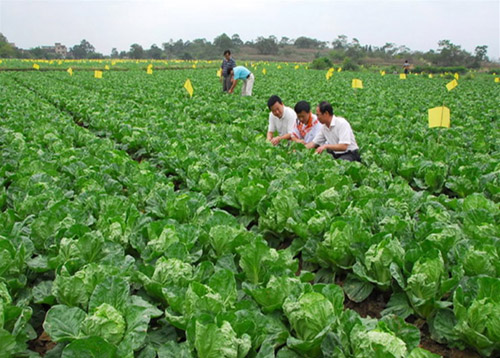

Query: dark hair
[[226, 66, 233, 76], [267, 95, 282, 109], [223, 50, 231, 56], [318, 101, 334, 115], [294, 101, 310, 114]]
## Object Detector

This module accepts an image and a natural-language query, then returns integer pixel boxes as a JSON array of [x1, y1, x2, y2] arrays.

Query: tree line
[[0, 32, 493, 69]]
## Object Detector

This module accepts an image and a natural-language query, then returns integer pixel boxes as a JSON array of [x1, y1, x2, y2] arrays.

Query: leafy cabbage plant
[[283, 284, 344, 356], [453, 277, 500, 357], [44, 277, 162, 358]]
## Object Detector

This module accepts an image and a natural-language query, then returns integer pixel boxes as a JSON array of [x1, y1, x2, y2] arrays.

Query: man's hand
[[270, 136, 281, 146], [316, 145, 328, 154]]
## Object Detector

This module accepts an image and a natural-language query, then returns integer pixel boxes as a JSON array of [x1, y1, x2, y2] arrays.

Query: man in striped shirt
[[291, 101, 322, 146], [221, 50, 236, 92]]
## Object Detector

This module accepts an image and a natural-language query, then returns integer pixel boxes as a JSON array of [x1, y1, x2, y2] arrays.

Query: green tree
[[70, 39, 99, 59], [163, 39, 186, 59], [110, 48, 119, 59], [147, 44, 163, 59], [332, 35, 348, 50], [474, 45, 488, 62], [294, 36, 326, 49], [254, 36, 278, 55], [231, 34, 243, 47], [279, 37, 291, 46], [214, 33, 233, 52], [0, 33, 16, 58], [433, 39, 475, 67], [129, 44, 144, 59]]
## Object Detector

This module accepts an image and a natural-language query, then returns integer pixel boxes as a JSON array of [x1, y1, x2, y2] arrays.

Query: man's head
[[223, 50, 231, 60], [316, 101, 334, 125], [294, 101, 311, 125], [226, 66, 234, 77], [268, 95, 284, 118]]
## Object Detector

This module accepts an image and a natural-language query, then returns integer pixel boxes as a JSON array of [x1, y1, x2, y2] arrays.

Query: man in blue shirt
[[228, 66, 254, 96], [221, 50, 236, 92]]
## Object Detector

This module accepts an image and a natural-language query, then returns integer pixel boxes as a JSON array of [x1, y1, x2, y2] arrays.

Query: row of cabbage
[[18, 68, 500, 200]]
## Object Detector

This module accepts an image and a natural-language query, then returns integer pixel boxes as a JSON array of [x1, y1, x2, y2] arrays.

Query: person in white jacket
[[266, 95, 295, 146]]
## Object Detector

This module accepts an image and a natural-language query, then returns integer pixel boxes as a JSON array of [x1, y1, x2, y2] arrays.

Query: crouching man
[[306, 101, 361, 162]]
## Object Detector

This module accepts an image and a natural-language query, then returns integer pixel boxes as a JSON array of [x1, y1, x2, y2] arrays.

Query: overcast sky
[[1, 0, 499, 59]]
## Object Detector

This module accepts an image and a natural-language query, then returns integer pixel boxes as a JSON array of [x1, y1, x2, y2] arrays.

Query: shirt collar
[[326, 116, 337, 129]]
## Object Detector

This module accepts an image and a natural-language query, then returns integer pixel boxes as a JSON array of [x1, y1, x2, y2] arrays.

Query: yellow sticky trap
[[326, 71, 333, 80], [111, 61, 116, 66], [105, 65, 110, 70], [94, 70, 102, 79], [184, 79, 194, 97], [494, 77, 500, 83], [446, 79, 458, 91], [216, 68, 222, 78], [454, 73, 459, 80], [351, 79, 363, 89], [380, 70, 386, 76], [277, 65, 282, 69], [294, 65, 299, 70], [428, 74, 433, 79], [400, 73, 406, 80], [337, 67, 342, 72], [58, 60, 62, 65], [192, 64, 196, 69], [147, 67, 153, 75], [33, 63, 40, 70], [262, 68, 267, 75], [67, 67, 73, 76], [428, 106, 450, 128]]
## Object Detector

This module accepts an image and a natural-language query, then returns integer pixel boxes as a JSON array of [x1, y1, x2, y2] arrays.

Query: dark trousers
[[328, 149, 362, 162], [222, 76, 232, 92]]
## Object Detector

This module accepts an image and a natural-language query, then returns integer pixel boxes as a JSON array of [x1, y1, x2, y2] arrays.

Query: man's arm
[[270, 133, 292, 145], [228, 79, 238, 94], [305, 141, 319, 149], [316, 143, 348, 154], [291, 136, 306, 145]]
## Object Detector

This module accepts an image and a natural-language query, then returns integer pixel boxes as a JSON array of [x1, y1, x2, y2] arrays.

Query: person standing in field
[[266, 95, 295, 146], [291, 100, 322, 146], [403, 60, 410, 75], [221, 50, 236, 92], [306, 101, 361, 162], [227, 65, 254, 96]]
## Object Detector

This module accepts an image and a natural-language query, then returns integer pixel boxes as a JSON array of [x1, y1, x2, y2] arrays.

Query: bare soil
[[341, 289, 481, 358], [28, 331, 57, 356]]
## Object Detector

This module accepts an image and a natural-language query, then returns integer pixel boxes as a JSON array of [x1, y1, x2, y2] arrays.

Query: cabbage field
[[0, 60, 499, 358]]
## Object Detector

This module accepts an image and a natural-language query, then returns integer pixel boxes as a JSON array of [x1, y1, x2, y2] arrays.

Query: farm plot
[[0, 66, 498, 357]]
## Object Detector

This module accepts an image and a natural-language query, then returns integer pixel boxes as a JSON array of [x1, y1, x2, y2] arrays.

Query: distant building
[[41, 42, 68, 57], [54, 43, 67, 56]]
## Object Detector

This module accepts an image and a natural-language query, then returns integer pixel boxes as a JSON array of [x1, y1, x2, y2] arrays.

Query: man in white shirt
[[306, 101, 361, 162], [266, 95, 295, 146]]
